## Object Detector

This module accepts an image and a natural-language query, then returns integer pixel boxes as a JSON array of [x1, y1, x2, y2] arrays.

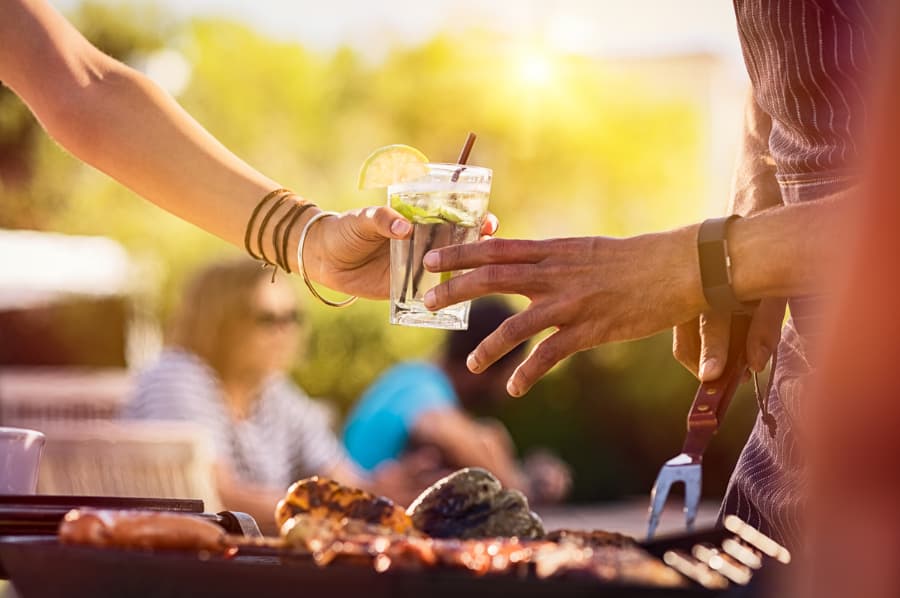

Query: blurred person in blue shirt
[[344, 299, 571, 505]]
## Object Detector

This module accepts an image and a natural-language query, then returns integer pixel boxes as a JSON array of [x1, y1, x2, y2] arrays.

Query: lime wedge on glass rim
[[358, 144, 429, 190], [359, 144, 472, 286]]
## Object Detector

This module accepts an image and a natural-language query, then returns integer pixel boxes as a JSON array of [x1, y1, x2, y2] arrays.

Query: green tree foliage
[[0, 4, 756, 501]]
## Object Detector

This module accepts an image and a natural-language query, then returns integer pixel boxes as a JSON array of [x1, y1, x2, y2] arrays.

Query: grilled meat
[[544, 529, 636, 549], [276, 520, 683, 588], [541, 544, 686, 587], [275, 476, 413, 534], [407, 468, 545, 539], [58, 509, 229, 553], [55, 475, 687, 589]]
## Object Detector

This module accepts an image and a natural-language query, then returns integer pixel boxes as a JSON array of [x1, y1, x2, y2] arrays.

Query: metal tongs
[[647, 313, 752, 540]]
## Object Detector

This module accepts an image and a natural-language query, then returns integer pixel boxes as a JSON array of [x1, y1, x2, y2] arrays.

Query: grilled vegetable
[[406, 468, 545, 539]]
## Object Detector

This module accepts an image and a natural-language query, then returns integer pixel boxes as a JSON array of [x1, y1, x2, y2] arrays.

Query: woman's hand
[[306, 207, 498, 300], [421, 227, 707, 396]]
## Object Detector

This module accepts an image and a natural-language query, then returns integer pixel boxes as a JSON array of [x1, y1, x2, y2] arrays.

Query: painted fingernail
[[467, 352, 480, 373], [391, 219, 411, 236], [423, 289, 436, 309], [423, 251, 439, 269]]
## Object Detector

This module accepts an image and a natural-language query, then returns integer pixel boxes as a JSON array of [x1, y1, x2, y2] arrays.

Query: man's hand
[[672, 92, 786, 382], [672, 298, 786, 381], [422, 227, 707, 396]]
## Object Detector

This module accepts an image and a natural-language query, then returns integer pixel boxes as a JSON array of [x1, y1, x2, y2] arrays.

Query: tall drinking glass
[[388, 164, 491, 330], [1, 427, 45, 494]]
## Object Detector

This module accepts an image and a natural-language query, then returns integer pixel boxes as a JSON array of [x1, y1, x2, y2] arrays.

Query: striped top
[[720, 0, 884, 550], [124, 349, 344, 490], [733, 0, 880, 178]]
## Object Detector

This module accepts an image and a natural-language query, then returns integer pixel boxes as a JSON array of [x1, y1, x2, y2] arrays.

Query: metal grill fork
[[647, 313, 752, 540]]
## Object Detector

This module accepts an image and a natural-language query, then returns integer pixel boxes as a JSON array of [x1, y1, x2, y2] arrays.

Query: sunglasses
[[252, 309, 302, 328]]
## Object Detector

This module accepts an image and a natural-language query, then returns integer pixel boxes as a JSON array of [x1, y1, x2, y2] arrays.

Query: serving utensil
[[647, 313, 752, 540]]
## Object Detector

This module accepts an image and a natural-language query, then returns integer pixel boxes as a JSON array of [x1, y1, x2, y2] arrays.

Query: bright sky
[[51, 0, 745, 68], [46, 0, 750, 217]]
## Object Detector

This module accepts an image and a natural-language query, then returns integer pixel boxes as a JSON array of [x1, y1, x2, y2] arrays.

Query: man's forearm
[[729, 194, 849, 301], [729, 91, 783, 216]]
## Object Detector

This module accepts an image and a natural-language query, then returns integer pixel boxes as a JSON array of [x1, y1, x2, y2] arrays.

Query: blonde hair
[[167, 259, 272, 376]]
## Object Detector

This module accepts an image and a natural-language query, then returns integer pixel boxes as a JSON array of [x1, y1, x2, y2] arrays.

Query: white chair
[[0, 367, 131, 429], [36, 420, 223, 513]]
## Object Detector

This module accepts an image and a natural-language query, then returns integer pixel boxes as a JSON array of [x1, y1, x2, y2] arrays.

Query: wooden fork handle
[[682, 312, 752, 457]]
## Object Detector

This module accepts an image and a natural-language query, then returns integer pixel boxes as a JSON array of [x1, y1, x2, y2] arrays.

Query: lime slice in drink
[[358, 144, 429, 190], [437, 205, 477, 227], [390, 196, 435, 222]]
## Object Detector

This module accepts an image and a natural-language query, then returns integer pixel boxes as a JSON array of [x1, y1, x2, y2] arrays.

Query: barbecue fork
[[647, 313, 752, 540]]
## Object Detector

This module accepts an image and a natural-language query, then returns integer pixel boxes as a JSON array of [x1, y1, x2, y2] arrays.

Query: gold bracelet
[[297, 210, 358, 308], [244, 188, 291, 263]]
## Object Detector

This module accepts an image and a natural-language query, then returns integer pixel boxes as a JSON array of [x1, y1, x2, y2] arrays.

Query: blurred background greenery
[[0, 1, 760, 503]]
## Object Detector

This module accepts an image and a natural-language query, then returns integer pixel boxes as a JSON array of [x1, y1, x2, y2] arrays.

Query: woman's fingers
[[466, 306, 553, 374], [423, 237, 547, 272], [481, 212, 499, 236], [373, 205, 413, 239], [346, 206, 412, 242], [423, 263, 538, 310], [506, 328, 580, 397], [746, 297, 787, 372]]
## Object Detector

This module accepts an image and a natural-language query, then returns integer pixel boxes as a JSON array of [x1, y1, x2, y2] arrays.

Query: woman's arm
[[1, 0, 278, 253], [0, 0, 420, 298], [213, 464, 285, 535]]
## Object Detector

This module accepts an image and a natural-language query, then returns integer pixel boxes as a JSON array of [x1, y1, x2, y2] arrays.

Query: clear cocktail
[[388, 164, 491, 330]]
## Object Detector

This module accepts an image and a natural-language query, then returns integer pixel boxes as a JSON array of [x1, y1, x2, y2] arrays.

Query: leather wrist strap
[[697, 215, 759, 314]]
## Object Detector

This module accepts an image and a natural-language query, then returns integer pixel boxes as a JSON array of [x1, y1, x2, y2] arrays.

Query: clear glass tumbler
[[388, 163, 491, 330]]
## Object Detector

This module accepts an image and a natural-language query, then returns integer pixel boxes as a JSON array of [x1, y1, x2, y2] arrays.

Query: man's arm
[[674, 92, 788, 380], [730, 194, 848, 299], [729, 91, 783, 215], [422, 195, 843, 396]]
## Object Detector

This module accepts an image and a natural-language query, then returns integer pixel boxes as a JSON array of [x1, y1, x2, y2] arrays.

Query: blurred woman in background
[[125, 259, 417, 531]]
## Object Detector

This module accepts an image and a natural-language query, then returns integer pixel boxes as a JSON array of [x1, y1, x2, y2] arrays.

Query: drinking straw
[[399, 133, 477, 305], [452, 132, 477, 181]]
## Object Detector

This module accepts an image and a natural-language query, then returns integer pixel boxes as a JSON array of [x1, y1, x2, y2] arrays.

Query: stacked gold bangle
[[297, 211, 357, 308], [244, 189, 357, 307]]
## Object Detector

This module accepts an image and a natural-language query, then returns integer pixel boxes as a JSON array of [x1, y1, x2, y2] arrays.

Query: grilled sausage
[[59, 509, 227, 552]]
